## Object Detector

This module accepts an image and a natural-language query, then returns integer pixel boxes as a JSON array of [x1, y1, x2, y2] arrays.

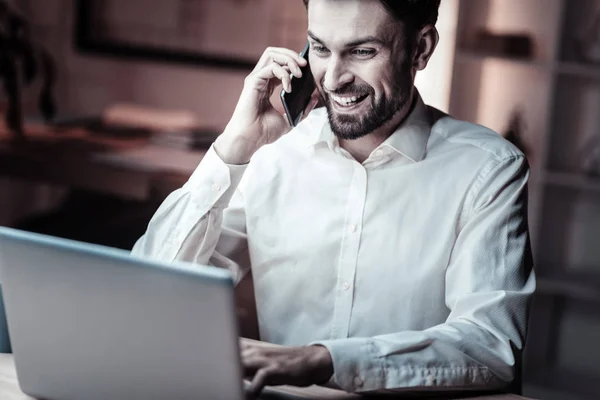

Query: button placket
[[331, 164, 367, 339]]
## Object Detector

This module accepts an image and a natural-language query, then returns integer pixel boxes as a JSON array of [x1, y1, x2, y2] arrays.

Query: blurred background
[[0, 1, 599, 399]]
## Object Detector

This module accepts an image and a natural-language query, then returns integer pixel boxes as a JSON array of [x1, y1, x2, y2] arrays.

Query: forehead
[[307, 0, 399, 45]]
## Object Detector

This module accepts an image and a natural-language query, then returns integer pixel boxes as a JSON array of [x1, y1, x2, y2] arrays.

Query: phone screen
[[280, 42, 316, 127]]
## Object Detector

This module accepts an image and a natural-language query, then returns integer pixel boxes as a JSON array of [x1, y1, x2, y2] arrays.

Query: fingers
[[247, 47, 307, 93], [243, 62, 287, 94], [240, 343, 322, 397], [254, 46, 307, 73], [242, 353, 269, 372], [244, 47, 307, 97], [242, 348, 272, 399], [241, 343, 269, 377], [270, 63, 292, 93], [271, 54, 304, 78], [247, 366, 277, 398]]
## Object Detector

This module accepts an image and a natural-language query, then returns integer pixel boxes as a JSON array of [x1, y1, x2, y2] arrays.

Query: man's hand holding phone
[[214, 45, 317, 165]]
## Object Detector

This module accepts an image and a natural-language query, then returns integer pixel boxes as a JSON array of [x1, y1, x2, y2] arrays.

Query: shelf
[[542, 171, 600, 193], [537, 274, 600, 304], [454, 50, 552, 70], [557, 62, 600, 80], [453, 1, 600, 394]]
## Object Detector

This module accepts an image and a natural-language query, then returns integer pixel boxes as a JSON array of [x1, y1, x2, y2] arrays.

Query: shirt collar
[[304, 92, 432, 163]]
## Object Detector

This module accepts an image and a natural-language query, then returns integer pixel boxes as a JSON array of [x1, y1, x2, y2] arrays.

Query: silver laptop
[[0, 227, 245, 400]]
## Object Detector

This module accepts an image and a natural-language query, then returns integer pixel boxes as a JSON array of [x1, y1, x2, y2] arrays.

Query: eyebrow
[[307, 30, 387, 48]]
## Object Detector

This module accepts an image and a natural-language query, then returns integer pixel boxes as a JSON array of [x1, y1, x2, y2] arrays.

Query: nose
[[323, 56, 354, 92]]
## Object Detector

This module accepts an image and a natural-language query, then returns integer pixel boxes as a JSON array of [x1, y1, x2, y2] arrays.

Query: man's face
[[307, 0, 415, 140]]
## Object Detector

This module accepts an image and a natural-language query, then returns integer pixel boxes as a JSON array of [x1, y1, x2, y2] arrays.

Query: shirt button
[[425, 374, 436, 386], [211, 183, 222, 192], [349, 224, 357, 233], [342, 282, 350, 290], [353, 375, 364, 388], [373, 149, 384, 158]]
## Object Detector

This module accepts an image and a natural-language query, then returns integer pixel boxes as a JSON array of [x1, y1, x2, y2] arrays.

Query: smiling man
[[133, 0, 535, 397]]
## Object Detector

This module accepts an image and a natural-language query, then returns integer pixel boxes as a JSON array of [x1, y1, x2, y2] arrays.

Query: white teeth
[[332, 94, 364, 107]]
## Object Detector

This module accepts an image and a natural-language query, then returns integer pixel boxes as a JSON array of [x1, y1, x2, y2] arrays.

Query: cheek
[[309, 61, 326, 88], [353, 57, 396, 93], [375, 63, 408, 95], [358, 69, 393, 97]]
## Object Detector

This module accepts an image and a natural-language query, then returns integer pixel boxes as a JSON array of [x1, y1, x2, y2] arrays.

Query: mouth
[[329, 93, 370, 111]]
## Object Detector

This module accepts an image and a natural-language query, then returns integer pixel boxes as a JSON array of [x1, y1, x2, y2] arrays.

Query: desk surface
[[0, 354, 532, 400]]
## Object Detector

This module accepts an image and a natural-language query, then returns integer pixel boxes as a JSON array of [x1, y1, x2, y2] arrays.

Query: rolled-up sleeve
[[312, 155, 536, 393]]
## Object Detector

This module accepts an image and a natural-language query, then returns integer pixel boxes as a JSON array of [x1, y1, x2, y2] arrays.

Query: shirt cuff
[[183, 144, 248, 209], [312, 337, 496, 393], [309, 338, 385, 393]]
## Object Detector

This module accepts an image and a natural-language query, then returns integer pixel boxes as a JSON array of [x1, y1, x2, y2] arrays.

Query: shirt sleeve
[[311, 155, 536, 393], [131, 144, 250, 282]]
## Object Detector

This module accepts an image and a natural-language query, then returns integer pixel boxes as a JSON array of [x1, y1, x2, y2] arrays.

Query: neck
[[339, 91, 416, 163]]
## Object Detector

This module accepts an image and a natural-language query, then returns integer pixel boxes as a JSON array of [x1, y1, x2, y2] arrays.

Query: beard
[[317, 59, 413, 141]]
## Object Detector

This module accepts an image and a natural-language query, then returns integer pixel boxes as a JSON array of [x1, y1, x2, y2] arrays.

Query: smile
[[330, 93, 369, 108]]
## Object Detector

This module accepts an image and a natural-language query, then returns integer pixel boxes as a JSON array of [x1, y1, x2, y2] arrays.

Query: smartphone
[[280, 42, 316, 127]]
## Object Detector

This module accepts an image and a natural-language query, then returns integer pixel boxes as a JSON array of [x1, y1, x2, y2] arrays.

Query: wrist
[[308, 345, 334, 384], [214, 131, 259, 165]]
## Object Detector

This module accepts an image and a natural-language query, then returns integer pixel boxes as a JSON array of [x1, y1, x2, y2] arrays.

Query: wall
[[18, 0, 251, 126], [1, 0, 458, 225], [2, 0, 252, 225], [20, 0, 456, 120]]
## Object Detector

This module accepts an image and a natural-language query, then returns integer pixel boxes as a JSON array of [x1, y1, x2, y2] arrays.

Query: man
[[133, 0, 536, 397]]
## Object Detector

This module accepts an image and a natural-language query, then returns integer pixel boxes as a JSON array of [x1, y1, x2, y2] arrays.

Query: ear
[[412, 25, 439, 71]]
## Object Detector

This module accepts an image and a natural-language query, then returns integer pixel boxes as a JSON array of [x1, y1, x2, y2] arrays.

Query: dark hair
[[302, 0, 441, 32]]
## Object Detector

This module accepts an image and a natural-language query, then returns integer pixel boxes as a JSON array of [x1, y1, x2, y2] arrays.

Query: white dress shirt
[[132, 94, 535, 393]]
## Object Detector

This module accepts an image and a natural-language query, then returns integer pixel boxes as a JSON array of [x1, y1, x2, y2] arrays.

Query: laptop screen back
[[0, 227, 244, 400]]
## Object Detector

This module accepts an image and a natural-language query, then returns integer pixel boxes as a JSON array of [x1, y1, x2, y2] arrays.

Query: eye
[[311, 44, 330, 55], [352, 48, 376, 58]]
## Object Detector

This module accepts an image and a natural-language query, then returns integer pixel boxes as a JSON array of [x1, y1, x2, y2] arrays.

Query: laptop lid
[[0, 227, 244, 400]]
